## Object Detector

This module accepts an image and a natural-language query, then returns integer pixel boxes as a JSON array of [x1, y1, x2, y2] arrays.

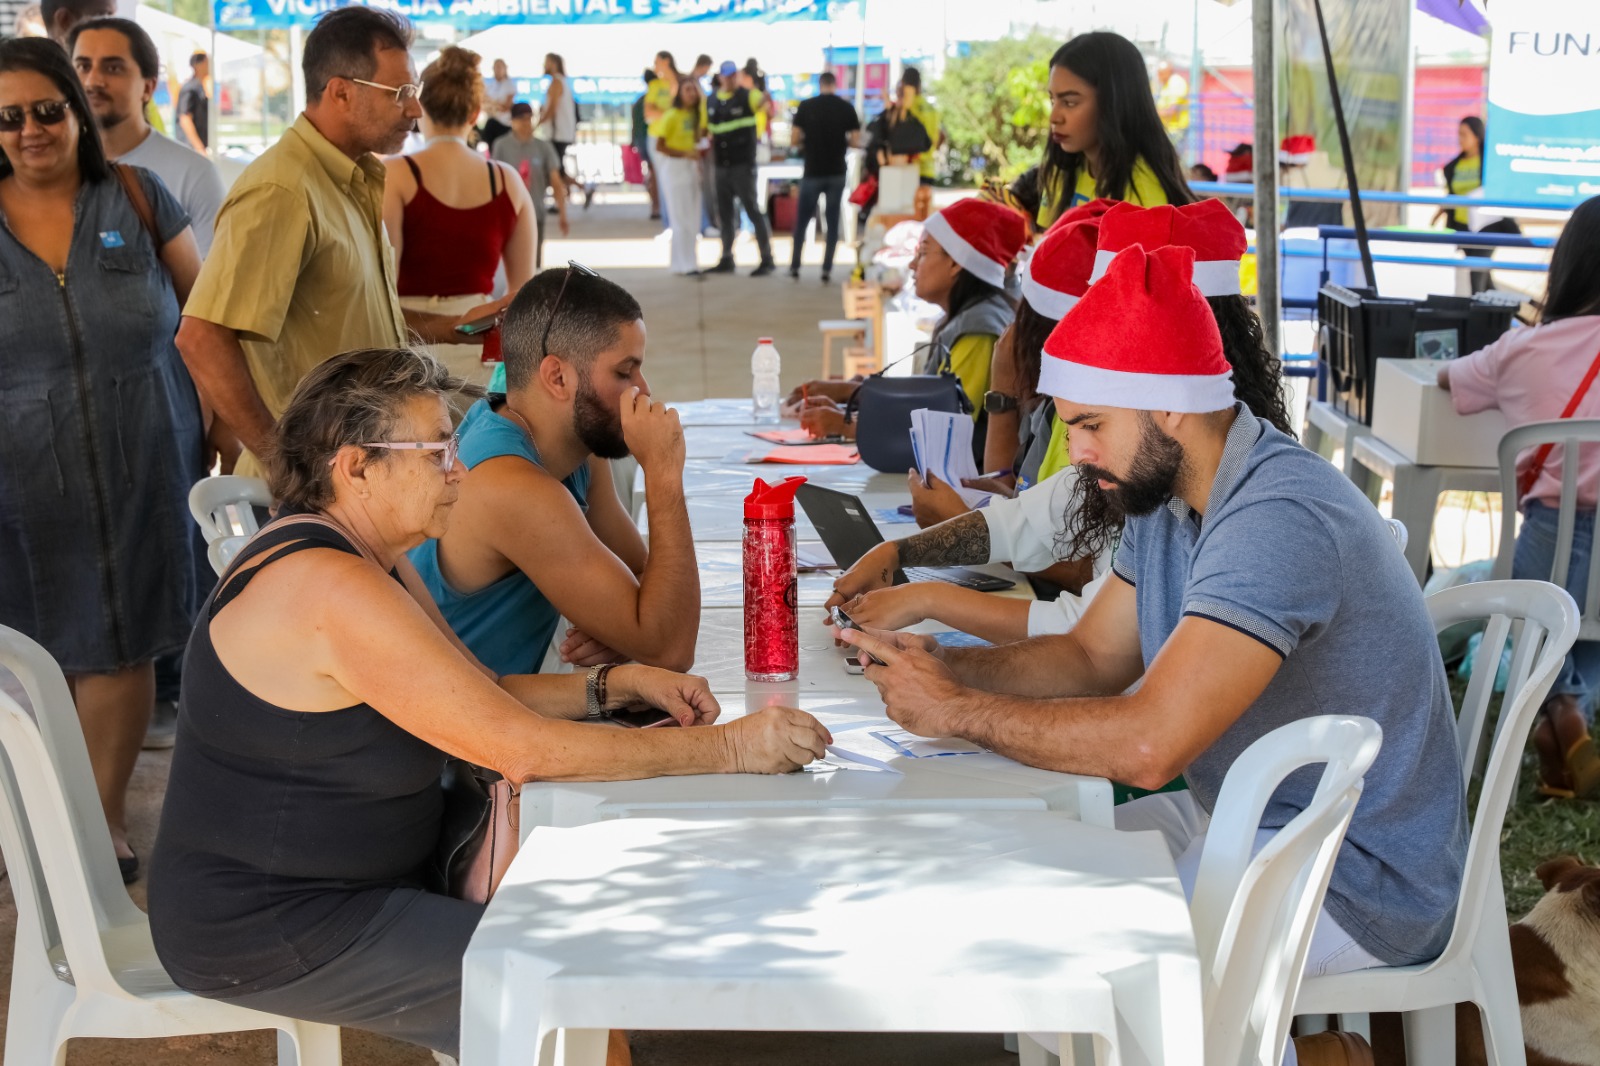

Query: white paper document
[[908, 409, 990, 508]]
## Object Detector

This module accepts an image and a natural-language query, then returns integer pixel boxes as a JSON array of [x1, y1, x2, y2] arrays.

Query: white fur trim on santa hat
[[1090, 249, 1240, 296], [923, 211, 1008, 288], [1037, 357, 1236, 414], [1020, 271, 1081, 319]]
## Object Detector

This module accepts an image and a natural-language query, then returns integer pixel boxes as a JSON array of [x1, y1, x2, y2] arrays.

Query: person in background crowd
[[1154, 57, 1189, 146], [642, 50, 679, 233], [690, 53, 717, 226], [705, 59, 775, 277], [538, 51, 585, 207], [1440, 195, 1600, 799], [1189, 162, 1217, 183], [630, 69, 660, 220], [1005, 32, 1194, 232], [654, 73, 705, 276], [480, 57, 514, 148], [175, 49, 207, 152], [883, 66, 941, 186], [179, 8, 500, 477], [148, 345, 831, 1063], [39, 0, 111, 46], [841, 249, 1467, 1066], [1433, 115, 1522, 294], [13, 4, 49, 37], [0, 36, 205, 882], [385, 45, 535, 388], [796, 198, 1026, 439], [492, 100, 568, 271], [412, 268, 701, 675], [788, 69, 860, 283], [71, 18, 225, 253]]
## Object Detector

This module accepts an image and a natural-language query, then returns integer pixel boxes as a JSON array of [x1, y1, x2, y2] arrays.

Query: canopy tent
[[212, 0, 826, 33], [456, 18, 835, 80]]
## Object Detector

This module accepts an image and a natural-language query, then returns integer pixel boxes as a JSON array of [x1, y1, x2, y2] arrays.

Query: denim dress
[[0, 166, 203, 674]]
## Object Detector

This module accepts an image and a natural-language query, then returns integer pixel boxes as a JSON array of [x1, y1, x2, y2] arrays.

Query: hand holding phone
[[454, 311, 503, 337], [830, 606, 886, 666]]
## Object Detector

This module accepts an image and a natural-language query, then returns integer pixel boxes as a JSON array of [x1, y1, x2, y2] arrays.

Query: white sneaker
[[654, 228, 673, 242]]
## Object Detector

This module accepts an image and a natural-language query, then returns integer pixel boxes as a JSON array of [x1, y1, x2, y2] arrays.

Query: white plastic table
[[462, 812, 1201, 1066]]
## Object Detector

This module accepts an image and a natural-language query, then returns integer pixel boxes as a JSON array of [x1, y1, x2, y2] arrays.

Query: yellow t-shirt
[[947, 333, 996, 419], [644, 79, 676, 137], [657, 106, 701, 155], [1035, 155, 1170, 230], [1035, 413, 1071, 482], [906, 95, 941, 179]]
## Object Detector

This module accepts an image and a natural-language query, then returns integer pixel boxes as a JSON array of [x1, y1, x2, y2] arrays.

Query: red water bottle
[[744, 476, 806, 681]]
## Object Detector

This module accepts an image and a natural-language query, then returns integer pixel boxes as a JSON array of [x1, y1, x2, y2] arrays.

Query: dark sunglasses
[[540, 260, 601, 363], [0, 99, 71, 133]]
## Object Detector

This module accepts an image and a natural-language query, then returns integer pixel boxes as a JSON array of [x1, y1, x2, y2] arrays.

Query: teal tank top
[[409, 399, 591, 677]]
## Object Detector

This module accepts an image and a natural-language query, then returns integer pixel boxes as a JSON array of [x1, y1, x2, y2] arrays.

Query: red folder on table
[[753, 444, 860, 465]]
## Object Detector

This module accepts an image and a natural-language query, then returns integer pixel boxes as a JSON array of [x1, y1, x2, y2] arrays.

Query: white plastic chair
[[188, 474, 272, 576], [1294, 580, 1581, 1066], [1021, 715, 1382, 1066], [0, 624, 341, 1065], [1491, 419, 1600, 641]]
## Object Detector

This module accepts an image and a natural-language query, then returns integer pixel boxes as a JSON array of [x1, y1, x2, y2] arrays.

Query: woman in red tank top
[[383, 46, 536, 386]]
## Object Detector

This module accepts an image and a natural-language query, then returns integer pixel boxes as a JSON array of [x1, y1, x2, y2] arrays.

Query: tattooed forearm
[[897, 511, 991, 568]]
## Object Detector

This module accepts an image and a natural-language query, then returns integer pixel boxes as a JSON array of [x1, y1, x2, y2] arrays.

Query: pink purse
[[440, 760, 521, 904]]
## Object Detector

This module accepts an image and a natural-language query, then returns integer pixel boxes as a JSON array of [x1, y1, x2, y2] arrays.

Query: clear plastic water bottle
[[751, 337, 781, 422]]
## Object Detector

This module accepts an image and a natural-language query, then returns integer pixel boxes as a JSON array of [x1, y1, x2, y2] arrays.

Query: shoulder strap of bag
[[112, 163, 160, 247], [1518, 347, 1600, 499]]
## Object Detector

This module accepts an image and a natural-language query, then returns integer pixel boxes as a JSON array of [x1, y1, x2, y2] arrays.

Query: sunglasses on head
[[541, 260, 602, 363], [0, 99, 71, 133]]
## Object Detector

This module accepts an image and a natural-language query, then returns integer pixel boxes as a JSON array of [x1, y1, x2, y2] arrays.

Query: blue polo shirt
[[1112, 404, 1467, 966], [409, 399, 590, 677]]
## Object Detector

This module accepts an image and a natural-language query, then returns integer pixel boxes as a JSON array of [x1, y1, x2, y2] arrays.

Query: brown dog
[[1456, 856, 1600, 1066]]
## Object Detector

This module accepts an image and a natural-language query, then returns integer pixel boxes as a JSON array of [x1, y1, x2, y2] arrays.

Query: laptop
[[794, 483, 1015, 593]]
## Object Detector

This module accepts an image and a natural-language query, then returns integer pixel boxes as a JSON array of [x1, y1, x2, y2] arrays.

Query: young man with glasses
[[177, 7, 507, 478], [409, 264, 702, 676]]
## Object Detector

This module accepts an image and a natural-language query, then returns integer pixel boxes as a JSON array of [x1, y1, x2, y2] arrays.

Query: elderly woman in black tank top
[[147, 348, 829, 1059]]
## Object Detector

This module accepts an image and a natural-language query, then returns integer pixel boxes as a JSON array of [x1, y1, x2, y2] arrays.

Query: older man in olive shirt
[[178, 8, 503, 475]]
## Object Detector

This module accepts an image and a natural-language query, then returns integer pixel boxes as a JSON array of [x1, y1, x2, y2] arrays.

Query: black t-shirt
[[177, 77, 208, 148], [793, 93, 861, 178]]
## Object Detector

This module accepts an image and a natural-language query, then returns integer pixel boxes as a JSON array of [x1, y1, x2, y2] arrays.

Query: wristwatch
[[584, 664, 615, 719], [983, 390, 1020, 414]]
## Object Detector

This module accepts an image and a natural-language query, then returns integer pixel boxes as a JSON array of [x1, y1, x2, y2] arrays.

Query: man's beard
[[573, 374, 629, 460], [1078, 412, 1186, 522]]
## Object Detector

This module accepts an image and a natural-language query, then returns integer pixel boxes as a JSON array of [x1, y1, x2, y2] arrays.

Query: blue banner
[[1483, 0, 1600, 205], [214, 0, 825, 31]]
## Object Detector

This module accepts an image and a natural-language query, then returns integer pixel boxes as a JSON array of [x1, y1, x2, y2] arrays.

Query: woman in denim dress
[[0, 38, 204, 880]]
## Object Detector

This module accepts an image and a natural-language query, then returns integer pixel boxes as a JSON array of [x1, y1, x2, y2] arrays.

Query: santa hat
[[1280, 134, 1315, 167], [1045, 196, 1118, 234], [921, 199, 1029, 289], [1089, 199, 1247, 296], [1223, 144, 1253, 183], [1021, 218, 1100, 320], [1038, 244, 1233, 413]]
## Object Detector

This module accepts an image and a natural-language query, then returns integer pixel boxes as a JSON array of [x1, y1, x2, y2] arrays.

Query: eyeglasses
[[344, 77, 424, 106], [541, 260, 601, 363], [359, 434, 461, 473], [0, 99, 71, 133]]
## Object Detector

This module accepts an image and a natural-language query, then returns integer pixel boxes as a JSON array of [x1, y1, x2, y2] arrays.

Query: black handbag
[[847, 369, 972, 473]]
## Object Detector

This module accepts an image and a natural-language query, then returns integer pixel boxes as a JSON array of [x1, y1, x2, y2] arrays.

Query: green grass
[[1447, 670, 1600, 919]]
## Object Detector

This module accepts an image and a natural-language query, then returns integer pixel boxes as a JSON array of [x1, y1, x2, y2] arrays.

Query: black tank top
[[149, 517, 448, 997]]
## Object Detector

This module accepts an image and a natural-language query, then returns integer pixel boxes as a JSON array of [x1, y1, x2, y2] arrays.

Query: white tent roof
[[456, 19, 838, 80]]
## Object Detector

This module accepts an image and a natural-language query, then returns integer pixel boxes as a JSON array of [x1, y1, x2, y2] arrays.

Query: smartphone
[[604, 706, 678, 729], [843, 654, 866, 675], [830, 606, 886, 666], [453, 311, 502, 336]]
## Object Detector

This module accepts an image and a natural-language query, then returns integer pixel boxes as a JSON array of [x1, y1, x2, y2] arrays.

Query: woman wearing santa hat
[[796, 198, 1028, 439]]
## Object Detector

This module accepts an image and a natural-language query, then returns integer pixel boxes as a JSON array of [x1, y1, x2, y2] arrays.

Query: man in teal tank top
[[409, 268, 699, 676]]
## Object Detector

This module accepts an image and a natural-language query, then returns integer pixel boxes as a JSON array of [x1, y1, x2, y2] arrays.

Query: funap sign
[[1485, 0, 1600, 204], [213, 0, 825, 31]]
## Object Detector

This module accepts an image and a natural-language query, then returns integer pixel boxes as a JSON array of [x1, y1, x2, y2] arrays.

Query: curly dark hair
[[1011, 298, 1058, 407], [1051, 297, 1292, 563]]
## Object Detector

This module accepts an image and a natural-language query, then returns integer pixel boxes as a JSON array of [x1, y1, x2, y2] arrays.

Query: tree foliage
[[932, 32, 1058, 185]]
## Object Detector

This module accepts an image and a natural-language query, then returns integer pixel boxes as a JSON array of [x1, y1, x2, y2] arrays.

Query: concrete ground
[[0, 193, 1021, 1064]]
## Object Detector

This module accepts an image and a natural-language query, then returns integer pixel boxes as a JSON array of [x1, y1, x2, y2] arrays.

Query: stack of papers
[[804, 715, 988, 774], [908, 409, 989, 507]]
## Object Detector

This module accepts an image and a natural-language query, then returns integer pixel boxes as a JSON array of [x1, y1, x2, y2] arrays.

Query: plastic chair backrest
[[1492, 419, 1600, 641], [188, 475, 271, 546], [1425, 579, 1578, 971], [0, 626, 149, 996], [1191, 715, 1383, 1066]]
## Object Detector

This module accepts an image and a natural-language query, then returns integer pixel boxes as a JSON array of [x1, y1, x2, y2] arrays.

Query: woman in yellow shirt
[[1005, 31, 1195, 232], [654, 78, 706, 276]]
